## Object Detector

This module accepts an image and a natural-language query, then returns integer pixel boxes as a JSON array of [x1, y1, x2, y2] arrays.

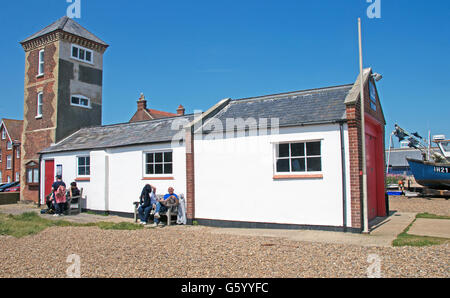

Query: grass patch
[[416, 213, 450, 220], [392, 214, 450, 247], [0, 211, 142, 238], [86, 211, 109, 216]]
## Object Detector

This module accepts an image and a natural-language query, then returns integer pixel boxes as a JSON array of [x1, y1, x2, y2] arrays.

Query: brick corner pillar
[[185, 128, 195, 224], [346, 103, 363, 232]]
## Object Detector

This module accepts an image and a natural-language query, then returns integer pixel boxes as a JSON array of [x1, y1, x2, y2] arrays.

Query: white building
[[40, 68, 386, 233]]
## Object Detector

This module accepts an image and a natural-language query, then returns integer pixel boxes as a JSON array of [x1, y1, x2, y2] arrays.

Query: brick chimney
[[177, 104, 185, 116], [137, 93, 147, 110]]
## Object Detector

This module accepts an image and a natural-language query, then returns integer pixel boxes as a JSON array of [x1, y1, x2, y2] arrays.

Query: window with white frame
[[0, 171, 2, 182], [37, 92, 43, 117], [6, 141, 12, 150], [77, 156, 90, 176], [7, 176, 11, 183], [71, 44, 93, 64], [1, 129, 5, 139], [275, 141, 322, 173], [6, 155, 11, 170], [38, 49, 45, 76], [16, 147, 20, 159], [144, 151, 173, 175], [26, 168, 39, 184], [0, 148, 2, 162], [70, 95, 91, 108], [15, 172, 19, 182]]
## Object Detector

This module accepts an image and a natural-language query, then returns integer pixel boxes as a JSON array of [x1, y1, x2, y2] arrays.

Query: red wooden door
[[44, 160, 54, 198], [366, 134, 378, 221]]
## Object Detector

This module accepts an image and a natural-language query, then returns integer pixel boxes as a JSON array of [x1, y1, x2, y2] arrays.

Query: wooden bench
[[65, 188, 84, 216], [133, 194, 184, 226]]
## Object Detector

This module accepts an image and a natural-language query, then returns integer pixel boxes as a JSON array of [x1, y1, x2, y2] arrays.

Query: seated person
[[153, 187, 179, 227], [69, 182, 81, 202], [138, 184, 156, 225], [45, 194, 56, 214]]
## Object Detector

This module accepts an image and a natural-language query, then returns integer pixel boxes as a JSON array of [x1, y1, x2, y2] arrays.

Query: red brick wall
[[0, 135, 20, 183], [346, 77, 386, 230]]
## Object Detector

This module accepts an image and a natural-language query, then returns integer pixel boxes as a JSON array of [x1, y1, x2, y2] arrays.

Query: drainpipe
[[38, 154, 42, 207], [339, 122, 348, 232]]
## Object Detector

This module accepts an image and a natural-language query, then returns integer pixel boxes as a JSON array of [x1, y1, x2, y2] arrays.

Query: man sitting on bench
[[153, 187, 179, 227]]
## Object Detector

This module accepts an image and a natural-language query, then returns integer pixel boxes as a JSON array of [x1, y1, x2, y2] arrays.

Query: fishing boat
[[393, 125, 450, 190]]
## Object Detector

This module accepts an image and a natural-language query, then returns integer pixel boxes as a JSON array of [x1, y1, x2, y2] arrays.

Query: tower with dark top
[[20, 16, 108, 202]]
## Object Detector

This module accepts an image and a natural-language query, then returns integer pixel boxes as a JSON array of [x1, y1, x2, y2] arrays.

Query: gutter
[[38, 154, 42, 207]]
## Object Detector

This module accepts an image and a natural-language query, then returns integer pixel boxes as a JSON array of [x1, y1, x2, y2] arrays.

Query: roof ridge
[[233, 84, 354, 103]]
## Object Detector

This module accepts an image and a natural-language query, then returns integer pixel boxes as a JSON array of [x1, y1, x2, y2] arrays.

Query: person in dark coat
[[138, 184, 156, 225]]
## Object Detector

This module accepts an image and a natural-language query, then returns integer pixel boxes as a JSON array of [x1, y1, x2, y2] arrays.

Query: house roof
[[1, 119, 23, 144], [21, 16, 108, 46], [40, 115, 194, 154], [197, 84, 354, 133]]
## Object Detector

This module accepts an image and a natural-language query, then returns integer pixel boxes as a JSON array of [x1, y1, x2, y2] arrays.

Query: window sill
[[273, 174, 323, 180], [142, 177, 174, 180], [36, 74, 44, 79], [75, 177, 91, 182], [35, 116, 42, 120]]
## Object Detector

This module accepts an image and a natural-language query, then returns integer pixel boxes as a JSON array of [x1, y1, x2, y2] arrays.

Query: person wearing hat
[[51, 175, 67, 217]]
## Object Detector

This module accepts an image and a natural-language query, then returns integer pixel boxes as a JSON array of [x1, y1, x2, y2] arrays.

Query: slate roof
[[40, 115, 194, 154], [198, 84, 353, 133], [21, 16, 108, 46]]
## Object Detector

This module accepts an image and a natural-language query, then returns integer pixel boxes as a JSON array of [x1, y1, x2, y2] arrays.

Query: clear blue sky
[[1, 0, 449, 147]]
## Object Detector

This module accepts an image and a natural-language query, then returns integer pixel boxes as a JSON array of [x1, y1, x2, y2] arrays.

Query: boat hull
[[407, 158, 450, 190]]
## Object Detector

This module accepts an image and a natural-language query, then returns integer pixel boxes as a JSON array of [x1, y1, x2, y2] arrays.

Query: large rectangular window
[[275, 141, 322, 173], [38, 49, 45, 76], [77, 156, 90, 177], [26, 168, 39, 184], [71, 44, 93, 64], [37, 92, 43, 118], [144, 151, 173, 175]]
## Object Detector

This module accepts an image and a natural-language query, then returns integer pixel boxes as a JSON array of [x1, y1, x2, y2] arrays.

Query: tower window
[[37, 92, 43, 118], [38, 49, 44, 76], [71, 95, 91, 108], [71, 44, 93, 64]]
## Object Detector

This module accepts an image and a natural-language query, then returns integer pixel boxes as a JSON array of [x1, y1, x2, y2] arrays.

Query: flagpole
[[358, 17, 369, 234]]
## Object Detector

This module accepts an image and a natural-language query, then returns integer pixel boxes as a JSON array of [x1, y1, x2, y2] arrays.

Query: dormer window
[[71, 95, 91, 108], [369, 81, 377, 111], [38, 49, 44, 76], [71, 44, 93, 64]]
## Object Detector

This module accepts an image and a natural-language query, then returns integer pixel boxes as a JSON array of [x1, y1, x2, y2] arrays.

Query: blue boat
[[407, 158, 450, 190]]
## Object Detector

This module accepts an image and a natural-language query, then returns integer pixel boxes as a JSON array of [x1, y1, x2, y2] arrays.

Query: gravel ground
[[0, 225, 448, 278], [389, 196, 450, 216]]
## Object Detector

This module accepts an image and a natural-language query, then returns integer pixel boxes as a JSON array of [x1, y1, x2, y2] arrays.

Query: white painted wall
[[194, 123, 352, 227], [40, 142, 186, 214]]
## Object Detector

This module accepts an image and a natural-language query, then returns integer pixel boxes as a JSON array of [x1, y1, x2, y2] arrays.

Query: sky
[[0, 0, 449, 147]]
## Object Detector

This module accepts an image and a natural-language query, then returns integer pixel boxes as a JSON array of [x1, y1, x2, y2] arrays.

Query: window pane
[[307, 157, 322, 172], [276, 159, 290, 172], [78, 157, 85, 166], [306, 142, 321, 156], [146, 164, 154, 174], [86, 51, 92, 62], [72, 97, 79, 105], [291, 143, 305, 157], [155, 153, 163, 163], [78, 167, 85, 176], [291, 158, 306, 172], [33, 169, 39, 183], [278, 144, 289, 158], [164, 152, 172, 163], [40, 50, 45, 61], [27, 169, 32, 183], [72, 46, 78, 58], [164, 163, 173, 174], [79, 49, 85, 60], [155, 164, 163, 174], [85, 166, 90, 176], [80, 98, 89, 106], [146, 153, 153, 163]]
